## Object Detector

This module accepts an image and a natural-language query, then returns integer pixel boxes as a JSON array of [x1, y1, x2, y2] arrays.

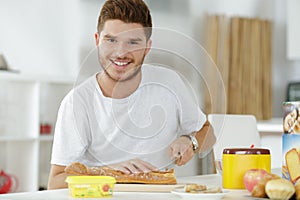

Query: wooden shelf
[[0, 71, 74, 84], [39, 135, 54, 141], [0, 136, 37, 142]]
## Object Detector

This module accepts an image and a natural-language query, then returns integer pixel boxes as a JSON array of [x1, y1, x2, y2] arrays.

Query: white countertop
[[257, 117, 283, 133], [0, 174, 257, 200]]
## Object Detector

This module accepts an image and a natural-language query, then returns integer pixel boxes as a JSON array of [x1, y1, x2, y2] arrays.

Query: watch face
[[190, 135, 198, 150]]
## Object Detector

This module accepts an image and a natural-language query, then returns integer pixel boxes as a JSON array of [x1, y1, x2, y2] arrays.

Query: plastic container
[[65, 176, 116, 198], [282, 101, 300, 183], [222, 148, 271, 189], [283, 101, 300, 133], [282, 133, 300, 183]]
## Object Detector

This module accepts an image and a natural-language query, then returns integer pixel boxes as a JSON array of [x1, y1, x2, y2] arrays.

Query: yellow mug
[[222, 148, 271, 189]]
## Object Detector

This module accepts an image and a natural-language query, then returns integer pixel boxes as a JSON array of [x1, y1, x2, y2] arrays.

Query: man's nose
[[115, 42, 128, 58]]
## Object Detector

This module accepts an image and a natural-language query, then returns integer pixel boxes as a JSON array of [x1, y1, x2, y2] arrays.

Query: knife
[[162, 160, 176, 171], [161, 152, 181, 171]]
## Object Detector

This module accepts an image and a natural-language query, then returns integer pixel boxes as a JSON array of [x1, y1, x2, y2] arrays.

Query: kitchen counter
[[257, 117, 282, 133], [0, 174, 257, 200]]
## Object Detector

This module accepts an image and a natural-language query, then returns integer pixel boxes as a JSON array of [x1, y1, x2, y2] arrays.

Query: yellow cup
[[222, 148, 271, 189]]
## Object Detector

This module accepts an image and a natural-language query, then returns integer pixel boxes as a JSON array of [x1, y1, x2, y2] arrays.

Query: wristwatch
[[181, 134, 199, 152]]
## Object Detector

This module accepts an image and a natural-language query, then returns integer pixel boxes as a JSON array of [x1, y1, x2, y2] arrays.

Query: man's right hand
[[107, 158, 157, 174]]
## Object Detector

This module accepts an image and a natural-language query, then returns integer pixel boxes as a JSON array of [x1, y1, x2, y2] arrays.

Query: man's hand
[[107, 158, 157, 174], [169, 136, 194, 166]]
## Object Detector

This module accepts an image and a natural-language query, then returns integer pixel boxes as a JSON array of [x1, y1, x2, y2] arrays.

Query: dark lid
[[283, 101, 300, 106], [223, 148, 270, 155]]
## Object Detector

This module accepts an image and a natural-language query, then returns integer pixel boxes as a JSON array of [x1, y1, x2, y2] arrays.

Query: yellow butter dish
[[65, 176, 116, 198]]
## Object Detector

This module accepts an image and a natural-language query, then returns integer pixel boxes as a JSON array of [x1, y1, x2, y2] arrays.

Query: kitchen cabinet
[[0, 71, 73, 192]]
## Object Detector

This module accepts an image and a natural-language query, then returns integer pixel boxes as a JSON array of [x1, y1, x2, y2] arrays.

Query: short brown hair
[[97, 0, 152, 40]]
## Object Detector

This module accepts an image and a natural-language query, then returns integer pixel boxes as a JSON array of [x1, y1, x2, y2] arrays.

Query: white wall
[[272, 0, 300, 117], [0, 0, 299, 117], [0, 0, 80, 78], [287, 0, 300, 59]]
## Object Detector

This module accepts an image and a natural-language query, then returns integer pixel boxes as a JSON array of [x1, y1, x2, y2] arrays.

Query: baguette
[[64, 162, 177, 184]]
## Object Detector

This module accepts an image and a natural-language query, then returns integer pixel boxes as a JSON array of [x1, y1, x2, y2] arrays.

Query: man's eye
[[129, 41, 139, 45], [107, 38, 117, 43]]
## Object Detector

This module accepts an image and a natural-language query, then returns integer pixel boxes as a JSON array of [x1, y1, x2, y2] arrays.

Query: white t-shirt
[[50, 65, 206, 169]]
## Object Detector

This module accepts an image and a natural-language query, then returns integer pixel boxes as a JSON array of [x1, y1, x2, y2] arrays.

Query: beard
[[103, 63, 143, 83], [97, 48, 146, 83]]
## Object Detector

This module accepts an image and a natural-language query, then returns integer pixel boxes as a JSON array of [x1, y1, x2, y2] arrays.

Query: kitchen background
[[1, 0, 300, 117], [0, 0, 300, 193]]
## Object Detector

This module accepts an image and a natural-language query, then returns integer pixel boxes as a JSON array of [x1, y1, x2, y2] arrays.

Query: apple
[[243, 169, 268, 192]]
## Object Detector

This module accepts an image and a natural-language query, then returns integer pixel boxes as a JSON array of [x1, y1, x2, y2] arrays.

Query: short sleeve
[[50, 91, 89, 166], [173, 73, 206, 134]]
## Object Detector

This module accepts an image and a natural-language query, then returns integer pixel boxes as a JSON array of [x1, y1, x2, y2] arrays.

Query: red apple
[[243, 169, 268, 192]]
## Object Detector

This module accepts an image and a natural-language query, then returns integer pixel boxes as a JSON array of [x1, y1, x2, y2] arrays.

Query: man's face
[[96, 20, 152, 82]]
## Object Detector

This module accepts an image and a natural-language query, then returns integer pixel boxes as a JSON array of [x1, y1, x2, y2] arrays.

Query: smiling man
[[47, 0, 215, 190], [96, 20, 151, 98]]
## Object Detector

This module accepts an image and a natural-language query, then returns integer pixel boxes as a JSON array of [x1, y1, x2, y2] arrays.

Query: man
[[48, 0, 215, 190]]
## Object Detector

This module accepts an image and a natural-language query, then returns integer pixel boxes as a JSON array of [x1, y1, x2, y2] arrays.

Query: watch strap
[[181, 134, 199, 152]]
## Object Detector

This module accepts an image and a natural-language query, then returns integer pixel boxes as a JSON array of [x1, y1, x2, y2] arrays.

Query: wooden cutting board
[[114, 183, 185, 193]]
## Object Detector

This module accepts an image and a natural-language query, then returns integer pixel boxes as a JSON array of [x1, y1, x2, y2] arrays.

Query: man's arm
[[194, 120, 216, 154], [47, 164, 68, 190]]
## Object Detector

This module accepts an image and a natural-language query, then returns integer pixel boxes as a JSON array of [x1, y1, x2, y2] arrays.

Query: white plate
[[171, 188, 229, 200]]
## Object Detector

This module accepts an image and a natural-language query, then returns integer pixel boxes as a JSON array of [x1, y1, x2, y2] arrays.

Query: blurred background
[[0, 0, 299, 193], [1, 0, 299, 117]]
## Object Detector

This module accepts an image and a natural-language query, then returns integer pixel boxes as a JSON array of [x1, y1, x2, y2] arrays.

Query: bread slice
[[285, 148, 300, 183], [184, 184, 207, 192], [64, 162, 177, 184]]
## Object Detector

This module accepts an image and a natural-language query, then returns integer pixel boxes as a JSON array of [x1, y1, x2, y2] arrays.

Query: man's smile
[[111, 59, 132, 70]]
